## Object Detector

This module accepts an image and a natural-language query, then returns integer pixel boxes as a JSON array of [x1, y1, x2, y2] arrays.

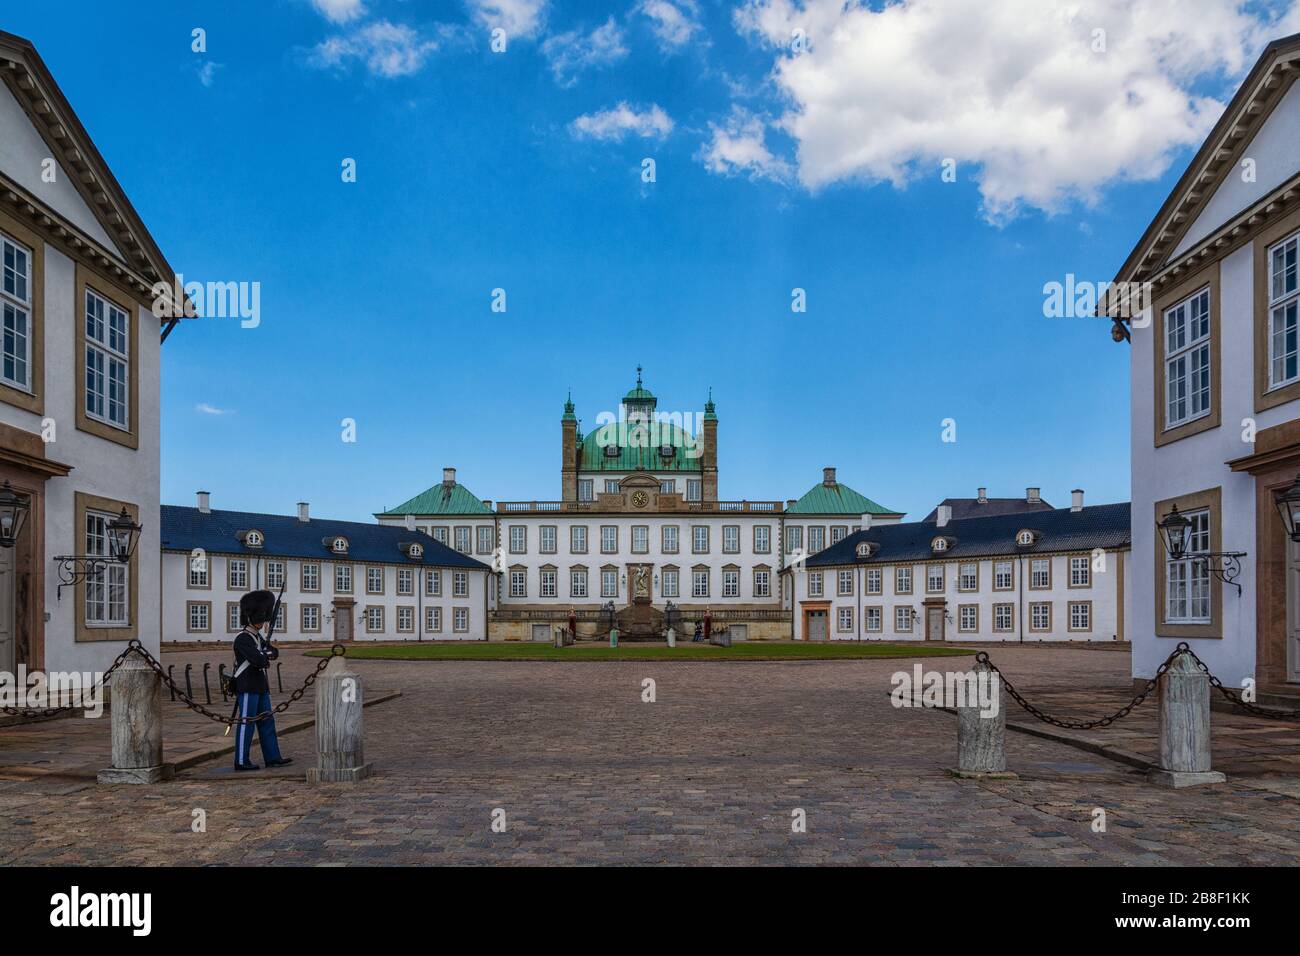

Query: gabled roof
[[378, 481, 493, 517], [1103, 31, 1300, 327], [921, 496, 1054, 523], [161, 505, 491, 570], [0, 31, 185, 333], [799, 502, 1130, 569], [785, 480, 899, 516]]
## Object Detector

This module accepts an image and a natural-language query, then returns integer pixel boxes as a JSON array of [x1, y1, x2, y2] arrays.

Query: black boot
[[234, 761, 261, 771]]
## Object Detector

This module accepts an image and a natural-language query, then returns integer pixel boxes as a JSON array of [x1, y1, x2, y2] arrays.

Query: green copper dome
[[578, 420, 701, 472]]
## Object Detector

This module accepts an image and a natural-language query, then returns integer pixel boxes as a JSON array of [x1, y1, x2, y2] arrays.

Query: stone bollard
[[666, 627, 676, 648], [554, 627, 574, 648], [609, 628, 618, 647], [98, 650, 172, 784], [1148, 651, 1225, 788], [709, 629, 731, 647], [952, 661, 1015, 779], [307, 655, 373, 784]]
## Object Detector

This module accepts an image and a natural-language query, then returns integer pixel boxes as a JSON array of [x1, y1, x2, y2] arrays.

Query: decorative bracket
[[52, 555, 109, 602]]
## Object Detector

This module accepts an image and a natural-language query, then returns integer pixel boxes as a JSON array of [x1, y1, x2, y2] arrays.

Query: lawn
[[305, 641, 972, 662]]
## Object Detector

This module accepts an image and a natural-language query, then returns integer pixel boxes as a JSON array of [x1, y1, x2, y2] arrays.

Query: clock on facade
[[631, 490, 649, 508]]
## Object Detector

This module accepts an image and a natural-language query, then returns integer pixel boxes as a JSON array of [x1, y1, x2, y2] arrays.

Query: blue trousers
[[235, 691, 282, 766]]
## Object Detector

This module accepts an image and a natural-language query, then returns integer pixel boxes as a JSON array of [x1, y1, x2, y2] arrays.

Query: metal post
[[276, 661, 283, 693], [183, 663, 193, 700], [202, 662, 212, 704], [166, 665, 176, 701], [218, 664, 228, 702]]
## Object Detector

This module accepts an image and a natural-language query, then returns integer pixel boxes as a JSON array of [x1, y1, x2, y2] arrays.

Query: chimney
[[786, 499, 797, 511], [861, 513, 873, 530], [404, 514, 416, 531], [1071, 489, 1084, 513], [976, 487, 988, 504], [482, 500, 493, 511], [823, 467, 837, 487], [443, 467, 456, 489], [1026, 487, 1041, 503], [297, 501, 310, 523], [937, 505, 952, 528], [197, 490, 210, 514]]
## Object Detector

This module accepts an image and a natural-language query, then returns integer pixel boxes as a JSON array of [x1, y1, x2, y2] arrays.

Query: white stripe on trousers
[[237, 693, 251, 764]]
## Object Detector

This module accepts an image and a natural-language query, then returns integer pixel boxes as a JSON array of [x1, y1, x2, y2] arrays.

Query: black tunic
[[232, 628, 279, 696]]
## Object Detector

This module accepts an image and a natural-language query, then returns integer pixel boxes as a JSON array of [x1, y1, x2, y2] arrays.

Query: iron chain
[[0, 643, 137, 720]]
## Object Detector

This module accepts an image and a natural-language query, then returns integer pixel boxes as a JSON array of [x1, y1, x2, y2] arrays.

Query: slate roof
[[161, 505, 491, 570], [800, 502, 1131, 569], [378, 481, 494, 517], [786, 480, 900, 516], [921, 496, 1054, 522]]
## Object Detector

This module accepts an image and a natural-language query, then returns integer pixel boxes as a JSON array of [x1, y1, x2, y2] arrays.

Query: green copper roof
[[578, 421, 702, 472], [786, 481, 898, 516], [624, 385, 656, 402], [379, 481, 493, 516]]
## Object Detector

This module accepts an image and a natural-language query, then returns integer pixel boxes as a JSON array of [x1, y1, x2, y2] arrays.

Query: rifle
[[224, 583, 286, 736]]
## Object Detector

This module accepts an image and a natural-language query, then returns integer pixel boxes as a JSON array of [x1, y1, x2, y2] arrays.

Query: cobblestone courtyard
[[3, 645, 1300, 865]]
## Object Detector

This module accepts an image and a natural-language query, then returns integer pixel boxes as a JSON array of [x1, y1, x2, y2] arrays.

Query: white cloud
[[731, 0, 1295, 222], [196, 403, 231, 416], [311, 0, 367, 24], [466, 0, 548, 41], [309, 20, 440, 78], [696, 106, 791, 182], [638, 0, 703, 50], [571, 102, 674, 141], [542, 17, 628, 87], [196, 62, 221, 88]]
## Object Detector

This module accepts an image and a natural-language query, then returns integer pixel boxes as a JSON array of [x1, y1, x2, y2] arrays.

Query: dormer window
[[1016, 529, 1039, 548], [401, 542, 424, 560], [603, 443, 620, 458], [855, 541, 879, 559], [239, 529, 264, 549], [324, 535, 349, 554], [659, 444, 674, 458], [931, 536, 948, 553]]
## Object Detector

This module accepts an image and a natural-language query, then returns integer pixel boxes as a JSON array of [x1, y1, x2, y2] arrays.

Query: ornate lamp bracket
[[51, 555, 109, 602]]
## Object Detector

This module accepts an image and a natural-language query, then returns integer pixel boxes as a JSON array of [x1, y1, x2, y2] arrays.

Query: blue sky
[[10, 0, 1300, 521]]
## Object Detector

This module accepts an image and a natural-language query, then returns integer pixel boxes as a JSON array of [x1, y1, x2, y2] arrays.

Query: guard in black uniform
[[232, 589, 292, 771]]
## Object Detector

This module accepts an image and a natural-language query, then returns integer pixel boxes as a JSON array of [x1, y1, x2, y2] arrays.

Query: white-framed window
[[786, 525, 803, 553], [577, 479, 594, 502], [454, 527, 471, 554], [685, 479, 702, 502], [266, 560, 285, 590], [301, 562, 320, 591], [661, 569, 678, 597], [1, 231, 32, 391], [660, 479, 675, 493], [692, 569, 709, 597], [837, 569, 853, 595], [723, 525, 740, 553], [959, 605, 977, 632], [808, 527, 825, 553], [837, 607, 853, 632], [510, 570, 527, 597], [926, 564, 944, 594], [425, 606, 442, 633], [692, 526, 709, 553], [397, 606, 414, 633], [994, 603, 1013, 632], [1069, 601, 1091, 631], [601, 526, 618, 553], [1031, 602, 1051, 631], [189, 555, 209, 588], [227, 603, 241, 631], [808, 571, 823, 597], [1030, 558, 1050, 589], [830, 526, 847, 544], [723, 569, 739, 597], [754, 526, 770, 553], [509, 526, 526, 553], [366, 566, 384, 594], [1271, 232, 1300, 389], [432, 527, 448, 545], [540, 569, 557, 598], [477, 526, 495, 554], [601, 569, 618, 598], [895, 566, 912, 594], [453, 571, 468, 597], [228, 558, 248, 591], [605, 479, 620, 493], [865, 606, 882, 632], [540, 526, 557, 554], [632, 525, 649, 553], [894, 606, 912, 632], [1164, 286, 1211, 426], [571, 525, 588, 553], [187, 602, 209, 632], [865, 568, 882, 595], [958, 563, 977, 591], [453, 607, 468, 632], [335, 564, 352, 592], [570, 569, 588, 598], [662, 525, 679, 553], [994, 561, 1013, 590], [1070, 556, 1091, 587], [302, 604, 320, 632], [366, 606, 383, 632], [426, 569, 441, 597], [84, 288, 130, 430], [1166, 508, 1210, 624], [754, 569, 770, 597], [397, 567, 414, 595]]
